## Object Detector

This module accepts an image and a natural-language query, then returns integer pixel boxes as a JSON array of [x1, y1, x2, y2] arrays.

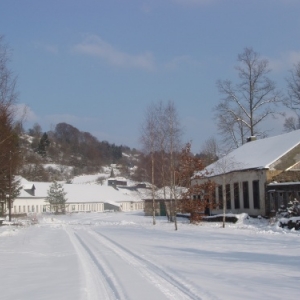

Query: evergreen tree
[[45, 181, 67, 214], [37, 132, 50, 157]]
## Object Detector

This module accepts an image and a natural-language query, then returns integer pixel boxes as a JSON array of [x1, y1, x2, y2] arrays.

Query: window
[[218, 185, 223, 209], [19, 206, 21, 213], [23, 206, 25, 213], [43, 205, 46, 212], [32, 205, 35, 212], [226, 184, 231, 209], [28, 205, 30, 212], [253, 180, 260, 209], [234, 183, 240, 209], [72, 205, 75, 211], [243, 181, 249, 209], [36, 205, 39, 213]]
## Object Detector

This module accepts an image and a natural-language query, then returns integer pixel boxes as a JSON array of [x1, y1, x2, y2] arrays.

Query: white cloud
[[73, 34, 156, 71], [14, 104, 39, 123]]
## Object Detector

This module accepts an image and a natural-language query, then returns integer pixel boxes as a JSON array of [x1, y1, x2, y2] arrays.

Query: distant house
[[107, 177, 127, 186], [11, 177, 144, 216], [193, 130, 300, 217], [143, 186, 186, 216]]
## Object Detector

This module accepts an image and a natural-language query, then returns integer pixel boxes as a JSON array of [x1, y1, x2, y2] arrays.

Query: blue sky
[[1, 0, 300, 152]]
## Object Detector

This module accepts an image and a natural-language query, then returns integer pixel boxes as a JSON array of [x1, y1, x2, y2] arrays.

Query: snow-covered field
[[0, 212, 299, 300]]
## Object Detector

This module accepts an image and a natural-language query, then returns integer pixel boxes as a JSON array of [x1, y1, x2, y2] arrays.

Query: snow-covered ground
[[0, 213, 299, 300]]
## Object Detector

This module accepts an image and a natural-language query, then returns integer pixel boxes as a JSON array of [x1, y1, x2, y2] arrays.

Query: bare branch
[[215, 47, 283, 148]]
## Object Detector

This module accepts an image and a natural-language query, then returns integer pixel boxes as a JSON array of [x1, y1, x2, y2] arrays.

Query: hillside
[[17, 122, 141, 182]]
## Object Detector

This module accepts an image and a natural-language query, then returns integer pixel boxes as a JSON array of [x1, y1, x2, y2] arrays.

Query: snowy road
[[66, 225, 203, 300], [0, 212, 300, 300]]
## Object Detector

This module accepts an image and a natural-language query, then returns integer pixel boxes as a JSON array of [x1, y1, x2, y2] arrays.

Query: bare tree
[[139, 101, 182, 227], [285, 62, 300, 112], [283, 115, 300, 132], [283, 62, 300, 132], [140, 102, 159, 225], [165, 101, 182, 230], [154, 101, 172, 220], [215, 47, 282, 149], [198, 137, 219, 166]]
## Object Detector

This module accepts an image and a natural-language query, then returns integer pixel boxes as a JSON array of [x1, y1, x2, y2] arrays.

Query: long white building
[[11, 177, 144, 215]]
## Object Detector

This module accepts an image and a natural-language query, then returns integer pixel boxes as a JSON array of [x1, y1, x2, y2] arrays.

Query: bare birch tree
[[283, 62, 300, 132], [215, 47, 282, 150], [140, 101, 182, 227], [155, 101, 171, 220], [140, 103, 158, 225], [165, 101, 182, 230], [285, 62, 300, 112]]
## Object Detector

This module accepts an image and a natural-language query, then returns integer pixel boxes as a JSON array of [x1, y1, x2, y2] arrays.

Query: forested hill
[[18, 122, 140, 182]]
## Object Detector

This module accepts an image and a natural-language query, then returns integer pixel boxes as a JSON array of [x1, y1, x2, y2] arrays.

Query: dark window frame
[[234, 182, 240, 209], [253, 180, 260, 209], [243, 181, 249, 209]]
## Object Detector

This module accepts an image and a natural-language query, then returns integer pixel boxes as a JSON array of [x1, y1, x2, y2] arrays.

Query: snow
[[0, 212, 299, 300], [201, 129, 300, 176], [72, 173, 109, 184], [18, 176, 144, 205]]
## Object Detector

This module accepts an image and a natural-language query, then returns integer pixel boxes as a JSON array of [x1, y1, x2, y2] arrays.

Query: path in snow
[[1, 212, 300, 300], [66, 224, 208, 300]]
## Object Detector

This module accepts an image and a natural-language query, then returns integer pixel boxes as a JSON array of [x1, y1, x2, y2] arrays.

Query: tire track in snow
[[64, 225, 119, 300], [90, 229, 220, 300], [74, 233, 126, 300]]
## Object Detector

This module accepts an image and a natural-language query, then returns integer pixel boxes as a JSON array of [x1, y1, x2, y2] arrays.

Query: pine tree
[[37, 132, 50, 157], [45, 181, 67, 214]]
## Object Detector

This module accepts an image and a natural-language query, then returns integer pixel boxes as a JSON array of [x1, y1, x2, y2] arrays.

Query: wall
[[193, 169, 268, 216]]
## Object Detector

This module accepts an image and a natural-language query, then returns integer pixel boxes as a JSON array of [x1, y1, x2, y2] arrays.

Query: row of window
[[13, 203, 104, 214], [70, 204, 102, 211], [14, 205, 47, 213], [13, 202, 144, 214], [217, 180, 260, 210]]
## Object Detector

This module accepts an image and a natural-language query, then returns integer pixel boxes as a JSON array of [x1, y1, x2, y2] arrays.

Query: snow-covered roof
[[199, 129, 300, 177], [18, 177, 143, 204], [108, 177, 127, 181]]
